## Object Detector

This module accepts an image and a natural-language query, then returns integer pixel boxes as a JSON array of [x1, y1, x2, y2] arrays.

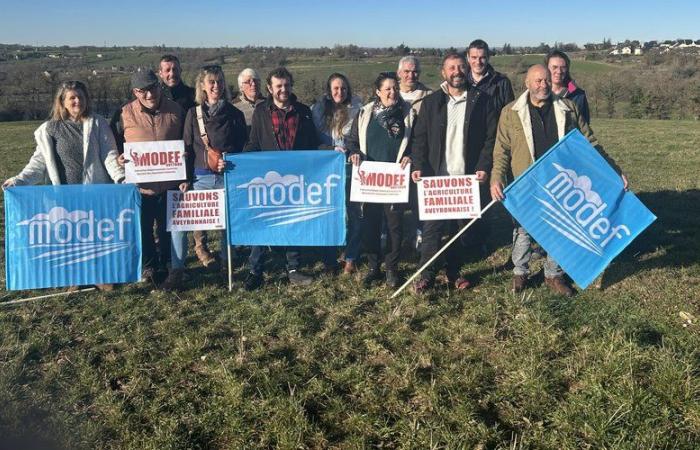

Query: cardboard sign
[[417, 175, 481, 221], [350, 161, 410, 204], [166, 189, 226, 231], [124, 140, 186, 183]]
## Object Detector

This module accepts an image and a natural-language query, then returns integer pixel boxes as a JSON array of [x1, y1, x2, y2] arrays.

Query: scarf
[[372, 99, 405, 139], [206, 99, 226, 117]]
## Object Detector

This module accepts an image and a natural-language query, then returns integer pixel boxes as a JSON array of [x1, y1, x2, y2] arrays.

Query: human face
[[62, 89, 85, 120], [398, 62, 419, 91], [133, 84, 161, 110], [467, 48, 488, 77], [240, 75, 260, 101], [329, 77, 348, 104], [526, 66, 551, 103], [441, 56, 468, 90], [203, 74, 225, 103], [376, 78, 399, 107], [158, 61, 181, 88], [547, 56, 568, 87], [267, 75, 291, 107]]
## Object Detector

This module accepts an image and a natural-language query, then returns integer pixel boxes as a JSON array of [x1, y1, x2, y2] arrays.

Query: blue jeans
[[170, 173, 227, 270], [511, 227, 563, 278]]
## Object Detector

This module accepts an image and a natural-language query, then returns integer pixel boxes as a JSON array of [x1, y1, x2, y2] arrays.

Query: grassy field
[[0, 119, 699, 449]]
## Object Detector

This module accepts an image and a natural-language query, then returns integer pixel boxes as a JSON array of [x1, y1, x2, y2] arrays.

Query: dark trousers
[[141, 192, 170, 270], [248, 246, 301, 275], [362, 203, 403, 272]]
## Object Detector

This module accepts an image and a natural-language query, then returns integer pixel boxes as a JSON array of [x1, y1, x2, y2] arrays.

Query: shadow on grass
[[601, 189, 700, 287]]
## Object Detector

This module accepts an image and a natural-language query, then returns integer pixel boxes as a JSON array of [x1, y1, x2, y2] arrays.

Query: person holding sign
[[347, 72, 415, 289], [2, 81, 125, 291], [111, 69, 186, 283], [410, 52, 498, 294], [490, 64, 627, 296], [162, 65, 247, 290]]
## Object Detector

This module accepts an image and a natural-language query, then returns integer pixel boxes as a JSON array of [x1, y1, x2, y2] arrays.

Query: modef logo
[[17, 206, 135, 267], [536, 163, 630, 256], [236, 170, 341, 226]]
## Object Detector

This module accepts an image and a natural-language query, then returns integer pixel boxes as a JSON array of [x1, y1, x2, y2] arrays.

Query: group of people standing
[[3, 40, 627, 297]]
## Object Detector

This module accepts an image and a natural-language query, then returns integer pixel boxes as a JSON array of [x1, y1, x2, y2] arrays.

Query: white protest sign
[[124, 140, 186, 183], [350, 161, 410, 204], [166, 189, 226, 231], [417, 175, 481, 221]]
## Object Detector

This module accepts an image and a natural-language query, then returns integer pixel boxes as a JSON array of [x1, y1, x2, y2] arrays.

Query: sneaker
[[449, 277, 471, 291], [287, 270, 313, 286], [512, 275, 528, 293], [386, 270, 401, 289], [412, 277, 432, 294], [244, 272, 264, 291], [545, 276, 575, 297], [161, 269, 185, 292]]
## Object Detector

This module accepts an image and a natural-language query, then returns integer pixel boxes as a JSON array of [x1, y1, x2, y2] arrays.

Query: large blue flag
[[225, 151, 346, 246], [502, 129, 656, 289], [4, 184, 142, 290]]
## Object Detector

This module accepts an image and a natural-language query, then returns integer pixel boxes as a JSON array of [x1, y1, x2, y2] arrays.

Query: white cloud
[[17, 207, 90, 225], [552, 163, 603, 206], [237, 171, 300, 188]]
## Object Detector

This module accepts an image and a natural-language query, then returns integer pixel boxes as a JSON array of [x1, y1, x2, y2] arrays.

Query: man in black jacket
[[158, 55, 196, 112], [466, 40, 515, 115], [410, 52, 497, 293], [243, 67, 320, 290]]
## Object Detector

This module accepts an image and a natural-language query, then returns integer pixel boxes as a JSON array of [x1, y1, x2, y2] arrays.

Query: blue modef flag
[[225, 151, 346, 246], [502, 129, 656, 289], [4, 184, 142, 290]]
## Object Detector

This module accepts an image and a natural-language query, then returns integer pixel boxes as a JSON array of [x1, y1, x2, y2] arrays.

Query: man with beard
[[243, 67, 320, 290], [410, 52, 497, 293], [490, 65, 628, 297]]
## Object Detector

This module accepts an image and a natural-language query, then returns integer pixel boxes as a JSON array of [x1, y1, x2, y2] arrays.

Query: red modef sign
[[350, 161, 410, 204], [124, 140, 186, 183], [166, 189, 226, 231], [417, 175, 482, 221]]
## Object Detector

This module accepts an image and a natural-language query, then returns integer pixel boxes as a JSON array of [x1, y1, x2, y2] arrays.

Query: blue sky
[[1, 0, 698, 48]]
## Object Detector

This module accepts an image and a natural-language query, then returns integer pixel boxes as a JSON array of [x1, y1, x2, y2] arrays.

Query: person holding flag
[[490, 64, 628, 296]]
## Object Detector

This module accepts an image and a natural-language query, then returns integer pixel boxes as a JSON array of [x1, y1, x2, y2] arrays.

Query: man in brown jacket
[[111, 69, 186, 282], [490, 64, 627, 297]]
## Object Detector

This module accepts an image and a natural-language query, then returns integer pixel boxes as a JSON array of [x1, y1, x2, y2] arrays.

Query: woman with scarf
[[162, 65, 247, 290], [311, 73, 363, 275], [346, 72, 415, 288]]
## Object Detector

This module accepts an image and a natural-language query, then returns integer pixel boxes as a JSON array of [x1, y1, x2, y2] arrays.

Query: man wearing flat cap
[[111, 69, 186, 282]]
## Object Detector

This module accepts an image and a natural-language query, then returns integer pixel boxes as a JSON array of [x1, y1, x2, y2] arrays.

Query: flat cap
[[131, 69, 158, 89]]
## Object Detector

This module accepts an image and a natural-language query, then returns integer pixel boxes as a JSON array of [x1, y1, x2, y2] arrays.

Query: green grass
[[1, 119, 699, 449]]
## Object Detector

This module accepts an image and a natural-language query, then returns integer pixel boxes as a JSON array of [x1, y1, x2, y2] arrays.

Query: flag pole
[[390, 199, 497, 299], [223, 154, 233, 292]]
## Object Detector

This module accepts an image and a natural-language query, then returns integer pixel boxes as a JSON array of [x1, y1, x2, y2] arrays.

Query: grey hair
[[397, 56, 421, 72], [237, 68, 261, 90]]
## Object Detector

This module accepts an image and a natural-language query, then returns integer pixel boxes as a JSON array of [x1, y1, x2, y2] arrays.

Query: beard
[[447, 74, 466, 89]]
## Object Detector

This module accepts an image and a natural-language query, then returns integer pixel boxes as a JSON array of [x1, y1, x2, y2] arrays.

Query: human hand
[[349, 154, 361, 166], [178, 182, 190, 193], [2, 178, 16, 190], [411, 170, 422, 183], [475, 171, 488, 183], [400, 156, 411, 170], [490, 182, 505, 201]]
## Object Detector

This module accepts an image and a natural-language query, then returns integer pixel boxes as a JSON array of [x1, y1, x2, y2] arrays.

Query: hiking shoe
[[412, 277, 432, 294], [244, 272, 264, 291], [545, 276, 575, 297], [141, 267, 156, 283], [195, 247, 217, 268], [343, 260, 356, 275], [95, 284, 114, 292], [386, 270, 401, 289], [362, 269, 382, 287], [512, 275, 528, 293], [449, 277, 472, 291], [161, 269, 185, 292], [288, 270, 313, 286]]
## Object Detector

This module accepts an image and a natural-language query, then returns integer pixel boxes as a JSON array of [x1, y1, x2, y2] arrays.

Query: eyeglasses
[[241, 79, 260, 85], [134, 84, 159, 94]]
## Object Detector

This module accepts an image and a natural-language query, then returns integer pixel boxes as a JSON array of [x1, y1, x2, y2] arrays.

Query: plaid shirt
[[269, 103, 299, 150]]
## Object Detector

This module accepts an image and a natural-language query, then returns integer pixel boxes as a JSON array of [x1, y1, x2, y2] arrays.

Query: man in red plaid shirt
[[243, 67, 320, 290]]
